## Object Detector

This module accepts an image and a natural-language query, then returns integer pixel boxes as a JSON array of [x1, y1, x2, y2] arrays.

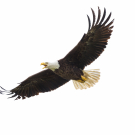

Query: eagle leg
[[77, 80, 85, 83], [76, 75, 87, 83], [81, 75, 87, 81]]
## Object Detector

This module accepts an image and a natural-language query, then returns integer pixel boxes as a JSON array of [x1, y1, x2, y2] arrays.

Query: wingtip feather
[[91, 8, 96, 28], [87, 15, 91, 32]]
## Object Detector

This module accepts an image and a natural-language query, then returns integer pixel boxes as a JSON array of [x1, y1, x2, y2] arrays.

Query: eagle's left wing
[[0, 69, 69, 100], [63, 7, 114, 69]]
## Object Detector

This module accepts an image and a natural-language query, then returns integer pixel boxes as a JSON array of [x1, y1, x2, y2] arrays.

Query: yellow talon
[[76, 76, 87, 83], [77, 80, 85, 83], [81, 75, 87, 81]]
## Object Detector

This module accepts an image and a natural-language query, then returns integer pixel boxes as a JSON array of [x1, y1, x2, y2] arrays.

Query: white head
[[41, 61, 60, 71]]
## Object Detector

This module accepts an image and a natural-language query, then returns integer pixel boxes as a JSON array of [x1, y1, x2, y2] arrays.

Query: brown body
[[54, 60, 83, 80]]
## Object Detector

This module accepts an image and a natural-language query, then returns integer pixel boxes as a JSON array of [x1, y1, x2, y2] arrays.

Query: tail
[[72, 69, 100, 90]]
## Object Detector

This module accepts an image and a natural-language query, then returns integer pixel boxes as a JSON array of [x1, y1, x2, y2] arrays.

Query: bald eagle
[[0, 7, 114, 100]]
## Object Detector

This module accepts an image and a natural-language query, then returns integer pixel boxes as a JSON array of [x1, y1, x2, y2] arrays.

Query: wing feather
[[87, 15, 91, 31], [98, 8, 106, 25], [63, 7, 114, 69], [0, 69, 69, 100], [91, 8, 96, 28], [95, 7, 101, 25]]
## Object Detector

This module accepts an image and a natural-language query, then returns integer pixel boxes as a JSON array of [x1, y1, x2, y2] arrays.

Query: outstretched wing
[[0, 69, 69, 100], [63, 7, 114, 69]]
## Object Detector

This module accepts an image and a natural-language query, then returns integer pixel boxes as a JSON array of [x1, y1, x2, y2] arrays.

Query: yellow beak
[[40, 62, 47, 69]]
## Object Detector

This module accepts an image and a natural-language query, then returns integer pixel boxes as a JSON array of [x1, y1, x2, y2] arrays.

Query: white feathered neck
[[47, 61, 60, 71]]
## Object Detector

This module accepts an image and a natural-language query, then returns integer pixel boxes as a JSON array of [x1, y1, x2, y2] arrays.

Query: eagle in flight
[[0, 7, 114, 100]]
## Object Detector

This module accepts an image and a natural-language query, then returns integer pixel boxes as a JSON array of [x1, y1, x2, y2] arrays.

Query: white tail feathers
[[72, 69, 100, 90]]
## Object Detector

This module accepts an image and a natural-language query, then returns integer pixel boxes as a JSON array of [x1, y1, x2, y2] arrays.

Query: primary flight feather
[[0, 7, 114, 100]]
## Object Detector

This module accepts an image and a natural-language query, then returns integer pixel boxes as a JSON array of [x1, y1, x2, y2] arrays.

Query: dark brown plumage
[[63, 7, 114, 69], [0, 7, 114, 100], [0, 70, 69, 100]]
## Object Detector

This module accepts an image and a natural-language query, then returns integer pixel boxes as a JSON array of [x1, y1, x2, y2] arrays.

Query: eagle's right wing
[[0, 69, 69, 100], [63, 7, 114, 69]]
